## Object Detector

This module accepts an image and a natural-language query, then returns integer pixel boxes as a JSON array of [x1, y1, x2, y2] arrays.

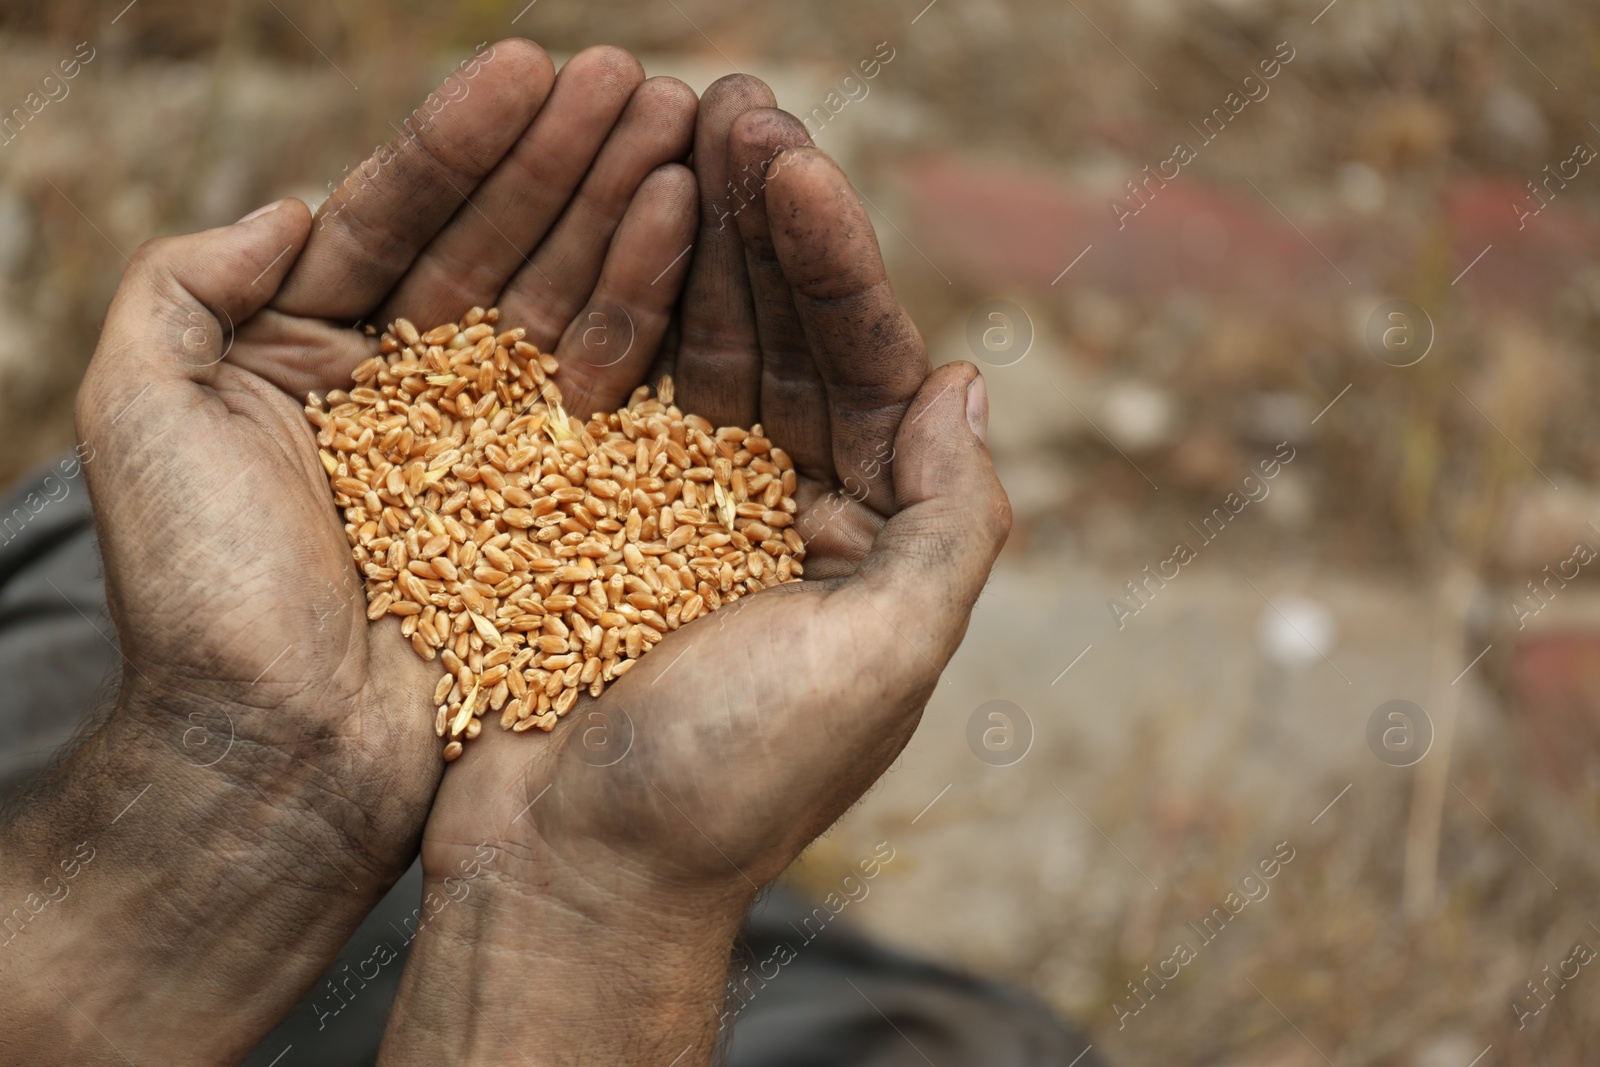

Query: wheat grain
[[309, 308, 806, 763]]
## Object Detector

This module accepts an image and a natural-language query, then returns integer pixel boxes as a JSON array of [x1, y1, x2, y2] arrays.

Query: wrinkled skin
[[54, 41, 1009, 1066], [417, 75, 1011, 928]]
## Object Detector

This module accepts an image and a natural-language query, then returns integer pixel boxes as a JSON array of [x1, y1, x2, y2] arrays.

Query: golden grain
[[309, 310, 805, 763]]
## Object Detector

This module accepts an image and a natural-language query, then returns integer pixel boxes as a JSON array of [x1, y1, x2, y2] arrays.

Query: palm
[[420, 82, 996, 904], [80, 41, 702, 878]]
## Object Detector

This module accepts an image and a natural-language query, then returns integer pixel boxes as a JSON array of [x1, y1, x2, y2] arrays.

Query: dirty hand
[[0, 39, 697, 1066], [380, 79, 1011, 1067]]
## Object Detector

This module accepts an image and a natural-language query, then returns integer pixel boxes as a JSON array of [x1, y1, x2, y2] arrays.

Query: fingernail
[[966, 374, 989, 445], [236, 200, 281, 224]]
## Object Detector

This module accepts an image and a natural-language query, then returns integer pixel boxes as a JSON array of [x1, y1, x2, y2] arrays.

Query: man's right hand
[[0, 39, 700, 1066]]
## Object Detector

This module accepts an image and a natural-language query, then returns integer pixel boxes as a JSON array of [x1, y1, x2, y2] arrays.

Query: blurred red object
[[1509, 631, 1600, 790], [903, 156, 1600, 308]]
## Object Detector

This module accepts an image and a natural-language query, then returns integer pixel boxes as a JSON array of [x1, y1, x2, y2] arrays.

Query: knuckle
[[127, 235, 174, 273]]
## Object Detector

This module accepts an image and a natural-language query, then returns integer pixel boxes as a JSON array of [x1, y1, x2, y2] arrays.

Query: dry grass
[[6, 0, 1600, 1060], [1053, 749, 1600, 1065]]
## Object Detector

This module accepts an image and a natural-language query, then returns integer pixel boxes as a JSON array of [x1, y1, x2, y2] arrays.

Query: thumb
[[96, 199, 313, 387], [78, 199, 314, 457], [848, 360, 1011, 667]]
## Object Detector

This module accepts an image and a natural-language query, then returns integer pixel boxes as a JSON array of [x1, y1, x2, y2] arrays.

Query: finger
[[86, 199, 314, 403], [551, 165, 698, 419], [765, 146, 929, 515], [849, 362, 1009, 664], [77, 200, 314, 481], [499, 77, 698, 352], [670, 74, 777, 428], [726, 108, 831, 481], [376, 46, 636, 328], [271, 39, 552, 322]]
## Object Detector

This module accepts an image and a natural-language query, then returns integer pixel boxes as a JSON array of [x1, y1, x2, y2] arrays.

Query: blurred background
[[4, 0, 1600, 1062]]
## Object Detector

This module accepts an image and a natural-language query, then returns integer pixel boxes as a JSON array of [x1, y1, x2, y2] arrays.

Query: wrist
[[0, 695, 403, 1065], [380, 850, 750, 1067], [115, 673, 428, 878]]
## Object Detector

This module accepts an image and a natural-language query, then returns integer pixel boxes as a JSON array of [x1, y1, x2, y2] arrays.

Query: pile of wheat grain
[[306, 307, 804, 761]]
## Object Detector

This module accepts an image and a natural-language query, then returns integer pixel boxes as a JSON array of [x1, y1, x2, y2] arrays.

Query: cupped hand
[[411, 75, 1010, 992], [69, 37, 698, 1045]]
